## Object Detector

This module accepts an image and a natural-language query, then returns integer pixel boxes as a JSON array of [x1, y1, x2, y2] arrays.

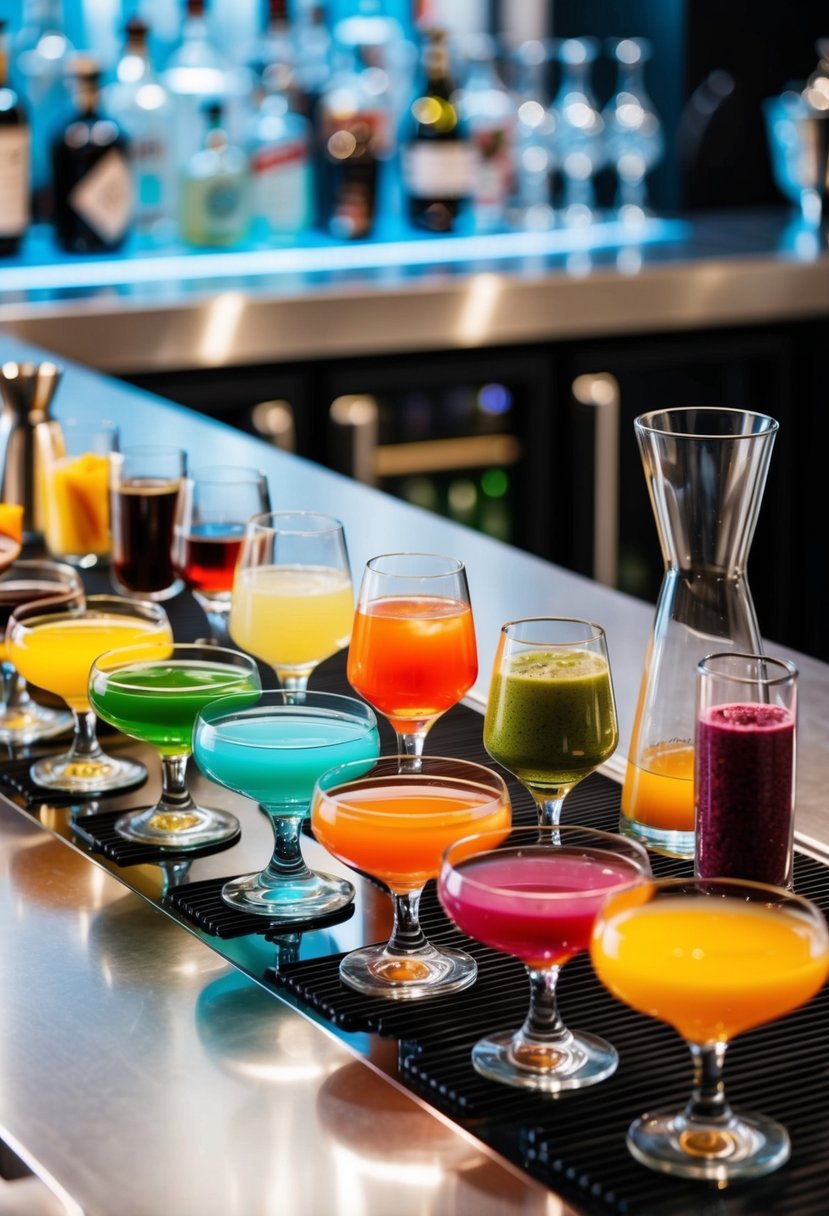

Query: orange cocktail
[[620, 742, 695, 833], [312, 756, 510, 1000]]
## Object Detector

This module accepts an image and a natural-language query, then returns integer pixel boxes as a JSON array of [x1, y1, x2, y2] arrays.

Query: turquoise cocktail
[[193, 689, 379, 918], [89, 643, 261, 848]]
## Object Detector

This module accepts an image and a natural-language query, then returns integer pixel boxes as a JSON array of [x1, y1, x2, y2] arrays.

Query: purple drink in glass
[[695, 702, 795, 886]]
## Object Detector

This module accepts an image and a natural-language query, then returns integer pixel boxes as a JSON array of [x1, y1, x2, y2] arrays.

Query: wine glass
[[312, 756, 511, 1000], [0, 558, 83, 745], [439, 825, 649, 1090], [483, 618, 618, 830], [591, 877, 829, 1181], [172, 465, 271, 645], [194, 690, 379, 918], [346, 553, 478, 764], [7, 595, 172, 794], [89, 643, 261, 848], [229, 511, 353, 694]]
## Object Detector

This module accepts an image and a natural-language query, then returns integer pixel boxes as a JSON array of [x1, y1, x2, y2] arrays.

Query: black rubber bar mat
[[165, 874, 355, 939], [70, 808, 241, 867]]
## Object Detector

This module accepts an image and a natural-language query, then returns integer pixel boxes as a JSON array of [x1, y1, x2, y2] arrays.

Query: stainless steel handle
[[572, 373, 620, 587]]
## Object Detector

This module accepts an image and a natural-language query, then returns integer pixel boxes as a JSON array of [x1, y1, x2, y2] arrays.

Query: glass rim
[[366, 552, 465, 577], [187, 464, 267, 485], [196, 690, 378, 748], [196, 686, 376, 724], [90, 642, 257, 681], [604, 874, 827, 920], [247, 510, 344, 536], [697, 651, 798, 685], [9, 593, 168, 629], [115, 444, 187, 457], [314, 754, 507, 812], [441, 825, 650, 899], [634, 406, 779, 440], [0, 557, 83, 582], [57, 416, 119, 435], [500, 616, 605, 643]]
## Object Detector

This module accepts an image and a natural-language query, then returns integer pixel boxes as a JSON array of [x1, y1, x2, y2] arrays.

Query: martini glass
[[229, 511, 353, 694], [172, 465, 271, 645], [312, 756, 511, 1000], [439, 825, 649, 1090], [591, 877, 829, 1181], [193, 689, 379, 918], [346, 553, 478, 765], [484, 618, 618, 829], [7, 594, 172, 794], [0, 558, 83, 745], [89, 643, 260, 847]]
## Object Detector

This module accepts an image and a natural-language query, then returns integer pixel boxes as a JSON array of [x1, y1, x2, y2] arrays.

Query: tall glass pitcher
[[620, 407, 778, 857]]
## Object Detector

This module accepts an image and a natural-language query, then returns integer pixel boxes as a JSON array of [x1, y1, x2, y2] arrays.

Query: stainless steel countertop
[[0, 334, 827, 1214], [0, 210, 827, 374]]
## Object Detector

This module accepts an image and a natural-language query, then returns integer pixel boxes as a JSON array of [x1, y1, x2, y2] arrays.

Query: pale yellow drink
[[9, 616, 173, 711], [230, 564, 353, 676]]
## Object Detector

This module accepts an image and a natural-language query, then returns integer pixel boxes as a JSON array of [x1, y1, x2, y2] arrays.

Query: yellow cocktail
[[7, 594, 172, 794], [591, 877, 829, 1181]]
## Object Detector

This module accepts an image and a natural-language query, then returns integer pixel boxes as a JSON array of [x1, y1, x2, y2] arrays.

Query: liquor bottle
[[51, 56, 134, 253], [318, 45, 388, 239], [402, 28, 474, 233], [0, 20, 31, 255], [179, 100, 249, 246], [455, 33, 515, 233], [509, 38, 555, 230], [294, 2, 332, 127], [105, 19, 175, 242], [249, 63, 314, 239], [11, 0, 74, 220]]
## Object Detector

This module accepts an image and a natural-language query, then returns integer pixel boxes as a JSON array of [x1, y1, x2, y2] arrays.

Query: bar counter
[[1, 336, 828, 1215]]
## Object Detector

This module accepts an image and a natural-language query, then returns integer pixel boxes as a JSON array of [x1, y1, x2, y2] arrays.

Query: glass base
[[31, 751, 147, 795], [619, 813, 695, 860], [115, 804, 240, 849], [221, 869, 354, 919], [627, 1105, 790, 1181], [110, 574, 184, 603], [471, 1027, 618, 1092], [0, 703, 73, 746], [339, 941, 477, 1001]]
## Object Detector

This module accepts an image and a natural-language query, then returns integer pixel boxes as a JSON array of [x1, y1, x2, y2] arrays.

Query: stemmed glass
[[229, 511, 353, 694], [439, 825, 649, 1090], [172, 465, 271, 645], [0, 558, 83, 745], [346, 553, 478, 764], [591, 877, 829, 1181], [7, 595, 172, 794], [312, 756, 511, 1000], [89, 643, 260, 847], [484, 618, 618, 829], [194, 690, 379, 918]]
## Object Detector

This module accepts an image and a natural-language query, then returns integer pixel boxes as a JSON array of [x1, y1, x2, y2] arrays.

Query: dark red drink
[[0, 581, 77, 632], [175, 523, 244, 596], [695, 702, 795, 886], [111, 479, 181, 596]]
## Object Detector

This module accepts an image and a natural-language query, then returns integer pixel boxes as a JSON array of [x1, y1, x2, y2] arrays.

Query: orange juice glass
[[312, 756, 510, 1000], [347, 553, 478, 761], [591, 877, 829, 1182], [7, 594, 172, 794]]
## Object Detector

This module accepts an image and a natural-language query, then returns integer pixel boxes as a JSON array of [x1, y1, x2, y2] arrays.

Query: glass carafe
[[620, 408, 778, 858]]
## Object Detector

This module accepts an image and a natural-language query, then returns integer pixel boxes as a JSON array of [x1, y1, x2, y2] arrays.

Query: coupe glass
[[346, 553, 478, 763], [0, 558, 82, 745], [591, 877, 829, 1181], [7, 595, 172, 794], [312, 756, 511, 1000], [172, 465, 271, 645], [439, 825, 649, 1090], [194, 690, 379, 918], [89, 643, 260, 848], [229, 511, 353, 694], [484, 618, 618, 829]]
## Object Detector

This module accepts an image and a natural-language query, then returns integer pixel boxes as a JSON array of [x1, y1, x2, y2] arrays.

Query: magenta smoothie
[[695, 702, 795, 885]]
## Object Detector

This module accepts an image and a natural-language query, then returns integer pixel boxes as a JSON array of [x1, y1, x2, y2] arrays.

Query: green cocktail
[[89, 643, 261, 848], [484, 620, 619, 829]]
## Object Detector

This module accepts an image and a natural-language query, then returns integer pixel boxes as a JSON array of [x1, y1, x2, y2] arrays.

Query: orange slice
[[0, 503, 24, 544]]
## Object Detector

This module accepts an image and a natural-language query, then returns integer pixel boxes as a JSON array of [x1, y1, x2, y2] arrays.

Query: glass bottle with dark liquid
[[0, 18, 31, 255]]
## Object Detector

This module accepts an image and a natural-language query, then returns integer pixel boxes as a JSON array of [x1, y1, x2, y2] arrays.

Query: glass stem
[[193, 594, 230, 646], [159, 753, 197, 811], [279, 675, 309, 702], [68, 709, 104, 762], [684, 1041, 734, 1126], [1, 663, 31, 712], [396, 728, 428, 772], [387, 888, 429, 955], [263, 813, 312, 882], [516, 966, 570, 1048]]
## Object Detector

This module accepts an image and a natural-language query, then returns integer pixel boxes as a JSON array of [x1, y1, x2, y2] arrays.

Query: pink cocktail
[[438, 825, 650, 1092]]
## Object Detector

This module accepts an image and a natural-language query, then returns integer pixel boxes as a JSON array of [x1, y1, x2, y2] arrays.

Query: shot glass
[[110, 445, 186, 601], [695, 652, 797, 887], [41, 418, 118, 568]]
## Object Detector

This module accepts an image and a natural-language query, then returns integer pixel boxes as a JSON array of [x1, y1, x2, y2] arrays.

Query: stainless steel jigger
[[0, 360, 64, 544]]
